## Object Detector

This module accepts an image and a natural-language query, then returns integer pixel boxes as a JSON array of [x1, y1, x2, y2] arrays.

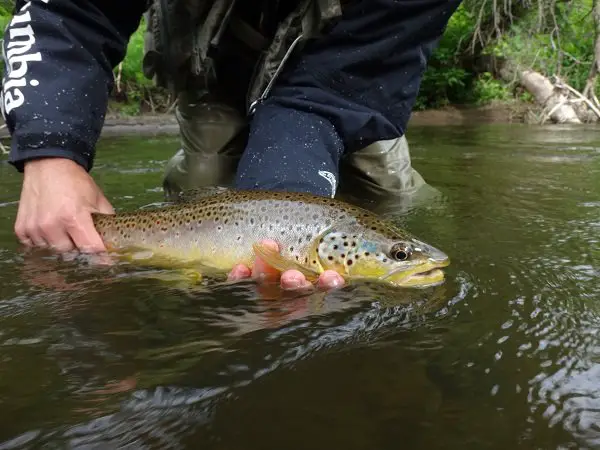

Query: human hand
[[15, 158, 114, 253], [227, 239, 346, 291]]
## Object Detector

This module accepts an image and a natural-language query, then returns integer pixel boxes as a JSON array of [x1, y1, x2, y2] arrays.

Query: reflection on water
[[0, 124, 599, 449]]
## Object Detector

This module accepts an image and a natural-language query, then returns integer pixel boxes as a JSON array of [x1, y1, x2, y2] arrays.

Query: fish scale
[[92, 189, 450, 287]]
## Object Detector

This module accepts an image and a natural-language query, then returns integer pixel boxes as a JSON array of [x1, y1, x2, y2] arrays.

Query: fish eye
[[390, 244, 412, 261]]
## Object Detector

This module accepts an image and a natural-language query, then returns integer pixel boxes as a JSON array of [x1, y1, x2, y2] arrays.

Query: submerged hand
[[228, 239, 345, 291], [15, 158, 114, 253]]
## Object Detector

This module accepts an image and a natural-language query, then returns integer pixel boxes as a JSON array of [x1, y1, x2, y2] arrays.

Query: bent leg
[[163, 91, 247, 201], [238, 0, 462, 197], [339, 136, 427, 198], [234, 101, 344, 198]]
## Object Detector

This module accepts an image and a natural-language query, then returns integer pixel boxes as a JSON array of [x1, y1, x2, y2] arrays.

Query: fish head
[[316, 224, 450, 288]]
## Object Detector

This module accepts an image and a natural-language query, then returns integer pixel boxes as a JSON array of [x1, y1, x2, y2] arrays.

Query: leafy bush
[[489, 0, 595, 91], [472, 72, 512, 104], [415, 5, 476, 109]]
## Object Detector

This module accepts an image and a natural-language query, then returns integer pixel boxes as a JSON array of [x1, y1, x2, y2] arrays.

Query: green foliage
[[489, 0, 595, 91], [110, 19, 160, 116], [472, 72, 512, 104], [114, 19, 154, 94], [415, 5, 476, 109], [415, 0, 597, 109]]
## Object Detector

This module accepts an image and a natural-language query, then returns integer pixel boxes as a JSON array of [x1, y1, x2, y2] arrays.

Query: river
[[0, 123, 598, 449]]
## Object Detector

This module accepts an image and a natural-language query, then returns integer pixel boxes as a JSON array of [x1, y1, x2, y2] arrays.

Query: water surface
[[0, 124, 599, 449]]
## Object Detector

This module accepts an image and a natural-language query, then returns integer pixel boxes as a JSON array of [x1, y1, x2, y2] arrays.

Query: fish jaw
[[382, 257, 450, 288]]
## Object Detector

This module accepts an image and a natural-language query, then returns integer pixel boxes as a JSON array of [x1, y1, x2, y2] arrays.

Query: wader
[[143, 0, 461, 202]]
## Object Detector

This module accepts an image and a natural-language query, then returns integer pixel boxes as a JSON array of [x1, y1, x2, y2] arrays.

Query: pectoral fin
[[252, 243, 321, 282]]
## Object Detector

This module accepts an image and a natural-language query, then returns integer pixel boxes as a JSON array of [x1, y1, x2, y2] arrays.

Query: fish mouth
[[382, 259, 450, 288], [399, 268, 445, 287]]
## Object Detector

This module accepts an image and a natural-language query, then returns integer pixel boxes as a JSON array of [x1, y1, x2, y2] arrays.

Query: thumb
[[95, 193, 115, 215]]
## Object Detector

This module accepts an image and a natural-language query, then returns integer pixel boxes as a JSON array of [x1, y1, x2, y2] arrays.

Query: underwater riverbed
[[0, 123, 599, 449]]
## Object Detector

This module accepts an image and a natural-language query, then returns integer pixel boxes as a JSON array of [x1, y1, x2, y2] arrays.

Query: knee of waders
[[162, 97, 248, 201], [338, 136, 428, 198]]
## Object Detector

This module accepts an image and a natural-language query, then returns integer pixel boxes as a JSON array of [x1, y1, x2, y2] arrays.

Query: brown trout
[[92, 190, 450, 287]]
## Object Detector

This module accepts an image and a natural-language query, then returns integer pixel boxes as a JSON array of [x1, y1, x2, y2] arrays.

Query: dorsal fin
[[175, 186, 231, 203]]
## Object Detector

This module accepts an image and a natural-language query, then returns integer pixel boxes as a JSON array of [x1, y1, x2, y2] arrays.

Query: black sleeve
[[1, 0, 148, 172]]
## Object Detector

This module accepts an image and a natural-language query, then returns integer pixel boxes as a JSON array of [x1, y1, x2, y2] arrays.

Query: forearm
[[2, 0, 147, 172]]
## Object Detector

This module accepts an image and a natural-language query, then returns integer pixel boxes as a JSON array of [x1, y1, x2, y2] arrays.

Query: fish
[[91, 189, 450, 288]]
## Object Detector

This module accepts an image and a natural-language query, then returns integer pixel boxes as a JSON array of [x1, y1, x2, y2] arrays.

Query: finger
[[15, 221, 34, 248], [18, 237, 34, 248], [260, 296, 311, 327], [85, 252, 117, 267], [27, 226, 49, 248], [316, 270, 345, 290], [251, 239, 282, 283], [66, 213, 107, 253], [14, 208, 28, 244], [96, 194, 115, 215], [227, 264, 252, 281], [40, 223, 76, 253], [280, 269, 313, 291]]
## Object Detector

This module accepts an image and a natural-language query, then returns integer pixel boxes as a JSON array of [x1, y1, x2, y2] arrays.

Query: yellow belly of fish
[[106, 241, 255, 271]]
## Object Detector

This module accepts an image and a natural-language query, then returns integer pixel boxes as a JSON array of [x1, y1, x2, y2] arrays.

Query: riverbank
[[102, 99, 537, 130], [0, 100, 536, 142]]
